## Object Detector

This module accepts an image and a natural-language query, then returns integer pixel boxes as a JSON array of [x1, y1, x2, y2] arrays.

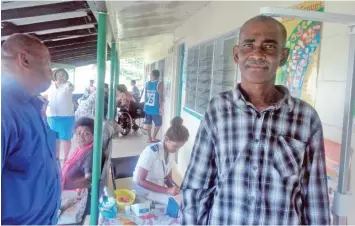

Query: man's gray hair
[[240, 15, 288, 45]]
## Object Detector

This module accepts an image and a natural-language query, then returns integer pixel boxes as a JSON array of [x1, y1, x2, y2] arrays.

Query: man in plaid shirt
[[180, 15, 330, 225]]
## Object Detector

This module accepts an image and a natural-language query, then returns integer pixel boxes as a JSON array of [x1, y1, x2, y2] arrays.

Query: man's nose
[[250, 46, 266, 58]]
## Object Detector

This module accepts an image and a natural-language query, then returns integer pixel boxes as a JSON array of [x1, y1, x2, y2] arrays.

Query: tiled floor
[[111, 131, 148, 158]]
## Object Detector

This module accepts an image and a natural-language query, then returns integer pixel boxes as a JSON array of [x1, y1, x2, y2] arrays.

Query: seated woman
[[59, 117, 94, 221], [61, 117, 95, 190], [116, 84, 135, 112], [59, 112, 119, 223], [132, 116, 189, 198]]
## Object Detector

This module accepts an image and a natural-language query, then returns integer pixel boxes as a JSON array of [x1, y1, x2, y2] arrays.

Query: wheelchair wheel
[[117, 112, 132, 136]]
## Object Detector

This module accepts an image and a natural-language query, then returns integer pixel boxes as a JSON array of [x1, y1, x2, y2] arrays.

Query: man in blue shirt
[[144, 70, 164, 143], [1, 34, 61, 224]]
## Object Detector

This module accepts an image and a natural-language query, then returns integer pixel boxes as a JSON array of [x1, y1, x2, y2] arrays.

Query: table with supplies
[[99, 189, 181, 225]]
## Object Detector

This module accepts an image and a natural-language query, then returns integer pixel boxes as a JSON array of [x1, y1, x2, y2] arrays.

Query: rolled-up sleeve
[[180, 113, 217, 225], [303, 118, 330, 225]]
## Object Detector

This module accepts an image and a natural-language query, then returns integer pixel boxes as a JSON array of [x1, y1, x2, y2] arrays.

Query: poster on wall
[[276, 1, 324, 107]]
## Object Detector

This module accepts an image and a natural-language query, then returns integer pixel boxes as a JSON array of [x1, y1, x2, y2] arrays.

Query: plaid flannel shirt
[[181, 85, 330, 225]]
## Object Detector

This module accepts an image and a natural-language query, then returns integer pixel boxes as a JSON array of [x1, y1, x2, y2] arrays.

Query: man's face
[[28, 46, 53, 92], [233, 22, 289, 84], [150, 73, 157, 81]]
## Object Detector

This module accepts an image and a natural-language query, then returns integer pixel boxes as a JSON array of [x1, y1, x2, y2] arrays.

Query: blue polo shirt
[[1, 76, 61, 225]]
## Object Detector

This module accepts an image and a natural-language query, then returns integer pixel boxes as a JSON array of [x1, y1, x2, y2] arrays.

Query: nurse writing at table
[[132, 116, 189, 198]]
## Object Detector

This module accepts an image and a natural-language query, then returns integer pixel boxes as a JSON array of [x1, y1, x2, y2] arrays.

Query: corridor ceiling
[[106, 1, 210, 58], [1, 1, 210, 65], [1, 0, 111, 67]]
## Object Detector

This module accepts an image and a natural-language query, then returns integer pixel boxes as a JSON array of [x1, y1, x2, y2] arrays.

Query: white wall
[[147, 1, 355, 221]]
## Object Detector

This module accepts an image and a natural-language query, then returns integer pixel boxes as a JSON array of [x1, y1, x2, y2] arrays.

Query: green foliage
[[119, 57, 144, 81]]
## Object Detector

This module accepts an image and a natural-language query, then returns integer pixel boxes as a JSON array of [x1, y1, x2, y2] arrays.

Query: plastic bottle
[[99, 187, 117, 219]]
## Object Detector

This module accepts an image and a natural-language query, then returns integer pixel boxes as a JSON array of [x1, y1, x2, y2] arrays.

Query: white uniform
[[133, 142, 173, 189], [46, 82, 74, 117]]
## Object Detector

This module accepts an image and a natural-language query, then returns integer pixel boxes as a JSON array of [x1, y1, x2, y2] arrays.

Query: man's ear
[[18, 51, 30, 69], [233, 45, 239, 64], [279, 47, 290, 66]]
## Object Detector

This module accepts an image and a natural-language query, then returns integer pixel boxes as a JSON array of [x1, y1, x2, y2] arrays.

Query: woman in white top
[[45, 68, 75, 162], [132, 116, 189, 197]]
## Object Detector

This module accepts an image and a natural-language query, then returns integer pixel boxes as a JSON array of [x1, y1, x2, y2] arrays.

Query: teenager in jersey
[[144, 69, 164, 143], [133, 116, 189, 196]]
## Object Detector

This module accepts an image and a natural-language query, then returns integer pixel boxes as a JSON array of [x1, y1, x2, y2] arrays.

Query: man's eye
[[264, 44, 276, 49], [243, 44, 253, 48]]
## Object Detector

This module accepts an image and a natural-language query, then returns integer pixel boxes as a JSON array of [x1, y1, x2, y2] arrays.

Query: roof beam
[[1, 1, 72, 10], [1, 1, 89, 21], [1, 15, 96, 37], [37, 28, 97, 42], [7, 11, 88, 26], [52, 53, 111, 63], [54, 58, 98, 67], [54, 58, 97, 64], [51, 48, 111, 59], [45, 35, 97, 48], [49, 42, 99, 53]]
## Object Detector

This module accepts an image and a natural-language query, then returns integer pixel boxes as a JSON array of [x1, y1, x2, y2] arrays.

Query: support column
[[90, 12, 107, 226], [113, 47, 120, 117], [116, 48, 120, 86], [108, 42, 116, 120]]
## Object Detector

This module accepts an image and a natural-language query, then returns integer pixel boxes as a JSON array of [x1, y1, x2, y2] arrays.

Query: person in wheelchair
[[116, 84, 135, 112], [116, 84, 146, 135]]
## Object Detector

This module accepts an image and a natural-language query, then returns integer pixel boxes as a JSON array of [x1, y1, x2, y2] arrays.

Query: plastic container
[[99, 196, 118, 219], [114, 189, 136, 211]]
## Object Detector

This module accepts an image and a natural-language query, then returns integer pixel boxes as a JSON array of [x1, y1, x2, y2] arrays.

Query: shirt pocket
[[273, 135, 306, 178]]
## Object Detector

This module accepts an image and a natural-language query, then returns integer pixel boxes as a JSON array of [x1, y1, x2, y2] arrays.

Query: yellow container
[[114, 189, 136, 210]]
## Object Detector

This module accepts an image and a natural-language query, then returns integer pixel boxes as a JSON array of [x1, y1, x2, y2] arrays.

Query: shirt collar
[[158, 142, 165, 160], [157, 142, 171, 162], [233, 83, 295, 113], [1, 75, 34, 103]]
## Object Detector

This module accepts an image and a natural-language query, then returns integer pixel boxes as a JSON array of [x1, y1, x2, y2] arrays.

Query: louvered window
[[184, 29, 240, 115]]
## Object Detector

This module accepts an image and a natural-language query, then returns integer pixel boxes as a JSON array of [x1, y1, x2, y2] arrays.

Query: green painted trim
[[90, 12, 107, 226], [116, 49, 120, 84], [177, 43, 185, 117], [114, 48, 120, 117], [183, 106, 202, 120], [108, 42, 116, 120]]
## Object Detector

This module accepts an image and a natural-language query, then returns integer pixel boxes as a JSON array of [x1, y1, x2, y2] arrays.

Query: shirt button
[[253, 166, 258, 171], [255, 139, 260, 143], [250, 196, 255, 202]]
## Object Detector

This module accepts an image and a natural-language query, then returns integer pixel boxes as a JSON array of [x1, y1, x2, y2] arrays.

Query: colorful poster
[[276, 1, 324, 106]]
